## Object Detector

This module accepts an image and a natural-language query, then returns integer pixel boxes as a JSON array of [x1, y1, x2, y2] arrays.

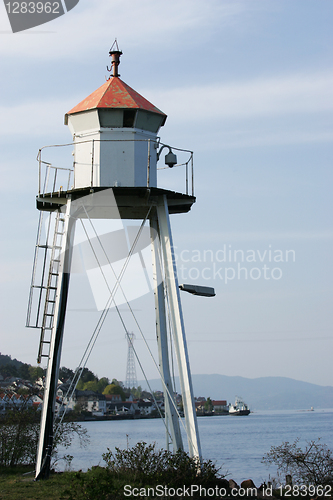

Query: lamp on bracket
[[157, 144, 178, 168]]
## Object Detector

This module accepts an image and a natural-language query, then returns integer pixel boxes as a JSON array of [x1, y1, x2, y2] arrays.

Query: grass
[[1, 467, 321, 500], [0, 467, 73, 500], [0, 466, 182, 500], [0, 440, 227, 499], [0, 459, 227, 500]]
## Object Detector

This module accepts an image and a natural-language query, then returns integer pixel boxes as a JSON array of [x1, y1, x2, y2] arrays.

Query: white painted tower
[[27, 46, 201, 480]]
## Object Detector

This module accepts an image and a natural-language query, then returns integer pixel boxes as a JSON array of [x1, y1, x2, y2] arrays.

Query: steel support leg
[[35, 198, 76, 480], [150, 214, 183, 452], [156, 196, 201, 459]]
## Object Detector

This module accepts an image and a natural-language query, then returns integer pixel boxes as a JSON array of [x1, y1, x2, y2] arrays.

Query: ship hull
[[229, 409, 250, 416]]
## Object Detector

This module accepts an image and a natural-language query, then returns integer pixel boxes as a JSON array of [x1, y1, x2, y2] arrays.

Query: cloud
[[0, 260, 32, 284], [181, 230, 333, 244], [2, 71, 332, 145], [0, 98, 74, 136], [145, 72, 333, 122], [0, 0, 243, 58], [170, 125, 333, 152]]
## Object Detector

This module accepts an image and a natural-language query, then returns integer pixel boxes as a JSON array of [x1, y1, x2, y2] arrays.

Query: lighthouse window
[[98, 109, 123, 127], [123, 109, 137, 128], [136, 110, 164, 133]]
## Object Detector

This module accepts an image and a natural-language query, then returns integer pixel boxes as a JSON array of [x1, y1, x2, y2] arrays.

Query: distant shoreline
[[68, 411, 238, 422]]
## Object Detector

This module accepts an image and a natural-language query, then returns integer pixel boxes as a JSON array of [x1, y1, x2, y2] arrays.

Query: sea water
[[57, 408, 333, 485]]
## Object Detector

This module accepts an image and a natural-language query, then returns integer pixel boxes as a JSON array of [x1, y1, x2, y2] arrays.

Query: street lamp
[[179, 284, 216, 297]]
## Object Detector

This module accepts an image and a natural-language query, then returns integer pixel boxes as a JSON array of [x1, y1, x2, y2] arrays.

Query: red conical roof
[[66, 77, 166, 117]]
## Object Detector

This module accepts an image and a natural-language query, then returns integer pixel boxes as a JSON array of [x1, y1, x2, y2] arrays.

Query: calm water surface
[[58, 409, 333, 484]]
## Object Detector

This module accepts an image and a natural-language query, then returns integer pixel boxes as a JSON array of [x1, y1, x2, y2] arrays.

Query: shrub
[[67, 467, 115, 500], [67, 442, 228, 499], [0, 391, 88, 468], [262, 438, 333, 486], [0, 405, 39, 467], [102, 441, 227, 489]]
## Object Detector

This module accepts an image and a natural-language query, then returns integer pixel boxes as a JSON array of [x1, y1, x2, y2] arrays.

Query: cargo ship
[[229, 397, 250, 415]]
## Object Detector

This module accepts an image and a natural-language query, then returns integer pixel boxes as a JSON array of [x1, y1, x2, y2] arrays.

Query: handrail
[[37, 139, 194, 197], [37, 147, 73, 197]]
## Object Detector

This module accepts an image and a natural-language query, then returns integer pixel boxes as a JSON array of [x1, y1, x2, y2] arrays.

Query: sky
[[0, 0, 332, 391]]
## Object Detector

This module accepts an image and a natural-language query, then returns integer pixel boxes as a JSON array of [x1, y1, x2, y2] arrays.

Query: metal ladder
[[26, 209, 66, 363]]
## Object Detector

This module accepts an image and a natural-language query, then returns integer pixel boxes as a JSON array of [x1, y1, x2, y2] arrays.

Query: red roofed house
[[212, 400, 228, 413]]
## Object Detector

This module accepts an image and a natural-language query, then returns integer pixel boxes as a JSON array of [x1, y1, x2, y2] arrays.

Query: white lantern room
[[64, 50, 166, 190]]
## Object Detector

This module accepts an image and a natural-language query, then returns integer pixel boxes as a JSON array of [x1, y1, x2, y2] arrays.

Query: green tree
[[28, 365, 44, 382], [111, 378, 124, 388], [75, 368, 98, 389], [0, 363, 18, 378], [18, 363, 30, 380], [102, 384, 126, 400], [129, 385, 142, 398], [80, 368, 98, 384], [59, 366, 75, 382], [97, 377, 110, 393], [75, 379, 84, 390], [204, 397, 213, 413], [83, 380, 99, 392]]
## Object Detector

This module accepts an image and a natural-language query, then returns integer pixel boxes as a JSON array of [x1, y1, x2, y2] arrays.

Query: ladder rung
[[42, 340, 51, 344], [29, 211, 67, 333]]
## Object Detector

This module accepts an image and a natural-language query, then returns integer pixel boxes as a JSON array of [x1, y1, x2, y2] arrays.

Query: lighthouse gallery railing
[[37, 139, 194, 198]]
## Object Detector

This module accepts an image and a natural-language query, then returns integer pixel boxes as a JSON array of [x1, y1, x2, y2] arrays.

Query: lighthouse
[[27, 45, 201, 480], [65, 49, 166, 190]]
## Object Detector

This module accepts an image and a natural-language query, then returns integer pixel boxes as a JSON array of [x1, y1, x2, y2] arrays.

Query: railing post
[[186, 161, 188, 195], [191, 153, 194, 197], [43, 166, 50, 196], [91, 140, 94, 188], [52, 168, 57, 194], [67, 171, 71, 191], [38, 149, 42, 196], [147, 139, 151, 187]]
